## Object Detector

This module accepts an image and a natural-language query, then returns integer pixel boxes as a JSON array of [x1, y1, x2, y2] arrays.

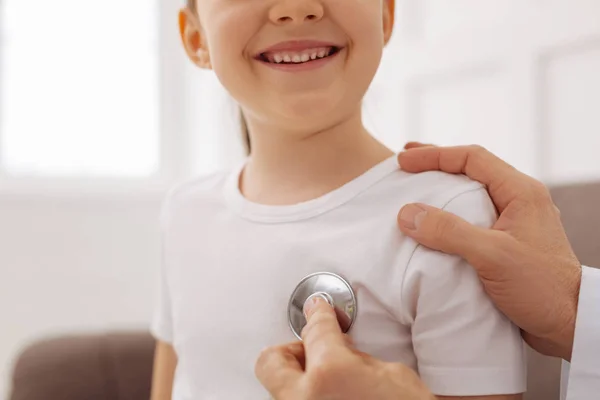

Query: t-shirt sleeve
[[150, 198, 174, 344], [400, 187, 527, 396]]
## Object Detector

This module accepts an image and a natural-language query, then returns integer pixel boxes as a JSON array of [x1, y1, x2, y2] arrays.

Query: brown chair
[[9, 332, 155, 400], [8, 181, 600, 400]]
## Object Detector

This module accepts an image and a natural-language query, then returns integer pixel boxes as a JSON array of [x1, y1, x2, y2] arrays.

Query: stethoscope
[[287, 272, 357, 340]]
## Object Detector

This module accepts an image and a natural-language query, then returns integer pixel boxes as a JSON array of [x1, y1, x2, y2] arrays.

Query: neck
[[240, 108, 393, 205]]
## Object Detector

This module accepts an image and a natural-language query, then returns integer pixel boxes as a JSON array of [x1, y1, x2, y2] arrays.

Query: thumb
[[397, 203, 497, 262]]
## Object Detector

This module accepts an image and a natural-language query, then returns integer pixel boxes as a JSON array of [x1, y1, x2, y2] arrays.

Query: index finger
[[398, 145, 534, 212], [301, 297, 347, 365], [255, 343, 304, 397]]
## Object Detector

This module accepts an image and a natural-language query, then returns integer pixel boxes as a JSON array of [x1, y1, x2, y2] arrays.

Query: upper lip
[[256, 40, 343, 56]]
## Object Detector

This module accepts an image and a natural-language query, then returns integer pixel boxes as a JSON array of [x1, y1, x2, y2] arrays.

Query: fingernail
[[399, 204, 427, 230]]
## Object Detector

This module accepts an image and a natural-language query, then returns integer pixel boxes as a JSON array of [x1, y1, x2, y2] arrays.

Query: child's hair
[[239, 111, 251, 154]]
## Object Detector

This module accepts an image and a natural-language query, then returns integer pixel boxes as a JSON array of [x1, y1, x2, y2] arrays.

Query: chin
[[277, 91, 348, 121]]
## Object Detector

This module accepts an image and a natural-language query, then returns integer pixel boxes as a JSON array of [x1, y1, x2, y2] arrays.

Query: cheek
[[334, 0, 386, 61], [345, 4, 386, 75], [204, 12, 259, 84], [199, 5, 253, 64], [342, 6, 385, 80], [207, 31, 262, 110], [330, 0, 386, 36]]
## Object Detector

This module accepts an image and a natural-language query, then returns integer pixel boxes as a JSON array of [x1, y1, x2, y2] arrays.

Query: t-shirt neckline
[[223, 155, 399, 223]]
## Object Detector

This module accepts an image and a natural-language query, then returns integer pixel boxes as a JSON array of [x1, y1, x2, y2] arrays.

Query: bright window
[[0, 0, 160, 177]]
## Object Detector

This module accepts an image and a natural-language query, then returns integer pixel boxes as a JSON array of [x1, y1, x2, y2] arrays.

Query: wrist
[[554, 263, 582, 361]]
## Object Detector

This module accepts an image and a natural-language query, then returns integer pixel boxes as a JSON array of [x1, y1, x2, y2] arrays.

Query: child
[[150, 0, 527, 399]]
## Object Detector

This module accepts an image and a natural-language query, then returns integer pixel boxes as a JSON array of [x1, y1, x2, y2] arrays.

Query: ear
[[382, 0, 395, 45], [179, 8, 212, 69]]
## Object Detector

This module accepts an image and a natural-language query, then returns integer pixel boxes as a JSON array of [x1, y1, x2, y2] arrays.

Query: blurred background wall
[[0, 0, 599, 398]]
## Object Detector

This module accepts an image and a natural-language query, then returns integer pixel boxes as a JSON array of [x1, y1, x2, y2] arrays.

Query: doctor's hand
[[255, 296, 435, 400], [397, 143, 582, 361]]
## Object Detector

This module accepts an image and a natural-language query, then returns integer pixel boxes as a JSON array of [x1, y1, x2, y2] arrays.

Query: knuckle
[[306, 362, 342, 394], [468, 144, 488, 156], [554, 204, 562, 216], [433, 214, 458, 239], [530, 181, 552, 205], [386, 363, 414, 379], [256, 346, 277, 370]]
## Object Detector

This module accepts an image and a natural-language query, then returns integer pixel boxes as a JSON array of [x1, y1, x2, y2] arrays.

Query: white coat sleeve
[[565, 265, 600, 399]]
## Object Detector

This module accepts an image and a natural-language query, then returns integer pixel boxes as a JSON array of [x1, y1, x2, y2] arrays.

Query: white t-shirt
[[151, 155, 527, 399]]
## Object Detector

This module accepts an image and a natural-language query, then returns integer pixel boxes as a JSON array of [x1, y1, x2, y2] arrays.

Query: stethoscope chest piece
[[288, 272, 357, 340]]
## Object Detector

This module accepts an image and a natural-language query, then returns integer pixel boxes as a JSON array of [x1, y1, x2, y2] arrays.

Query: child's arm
[[400, 186, 527, 398], [151, 196, 179, 399], [150, 341, 177, 400]]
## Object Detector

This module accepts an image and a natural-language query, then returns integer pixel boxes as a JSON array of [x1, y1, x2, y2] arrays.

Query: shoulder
[[368, 169, 497, 231], [168, 169, 231, 204], [160, 166, 237, 224], [375, 169, 488, 208]]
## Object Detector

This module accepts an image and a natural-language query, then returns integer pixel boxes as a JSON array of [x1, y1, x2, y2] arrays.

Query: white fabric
[[151, 155, 527, 399], [564, 266, 600, 399]]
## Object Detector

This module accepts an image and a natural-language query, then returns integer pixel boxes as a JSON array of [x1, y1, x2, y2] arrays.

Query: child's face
[[180, 0, 394, 128]]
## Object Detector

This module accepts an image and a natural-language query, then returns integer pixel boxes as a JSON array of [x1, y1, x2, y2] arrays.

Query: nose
[[269, 0, 324, 26]]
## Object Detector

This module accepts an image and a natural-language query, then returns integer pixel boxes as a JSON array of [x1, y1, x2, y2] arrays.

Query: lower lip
[[257, 49, 343, 72]]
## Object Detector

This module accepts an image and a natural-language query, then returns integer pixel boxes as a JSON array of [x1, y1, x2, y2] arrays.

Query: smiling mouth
[[258, 46, 342, 65]]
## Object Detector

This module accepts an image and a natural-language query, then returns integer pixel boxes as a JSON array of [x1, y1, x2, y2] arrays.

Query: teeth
[[263, 47, 337, 64]]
